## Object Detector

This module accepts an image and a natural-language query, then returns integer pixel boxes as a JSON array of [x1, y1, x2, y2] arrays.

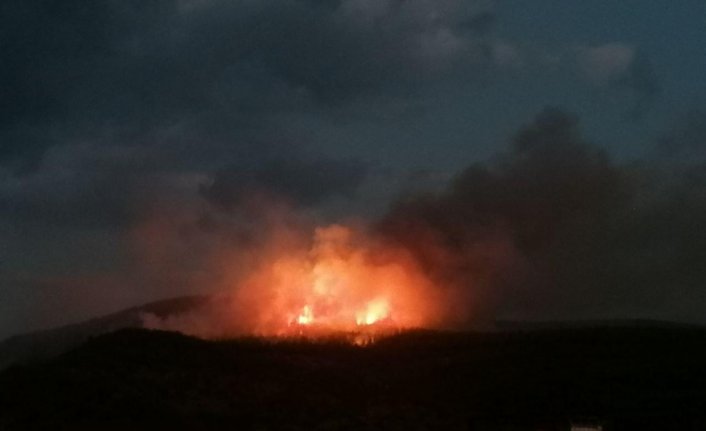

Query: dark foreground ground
[[1, 327, 706, 430]]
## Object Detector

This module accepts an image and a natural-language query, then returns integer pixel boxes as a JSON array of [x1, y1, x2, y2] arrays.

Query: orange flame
[[233, 224, 442, 336], [296, 305, 314, 325]]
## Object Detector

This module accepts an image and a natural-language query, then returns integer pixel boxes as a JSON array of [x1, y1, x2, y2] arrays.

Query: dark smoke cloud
[[379, 108, 706, 324]]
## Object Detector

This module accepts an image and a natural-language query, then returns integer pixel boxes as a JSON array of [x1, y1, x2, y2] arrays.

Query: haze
[[2, 0, 706, 339]]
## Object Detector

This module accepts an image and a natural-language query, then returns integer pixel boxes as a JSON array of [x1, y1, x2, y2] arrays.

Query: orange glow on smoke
[[234, 224, 442, 336]]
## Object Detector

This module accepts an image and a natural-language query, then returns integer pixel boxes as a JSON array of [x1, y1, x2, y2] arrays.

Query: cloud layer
[[0, 1, 699, 338]]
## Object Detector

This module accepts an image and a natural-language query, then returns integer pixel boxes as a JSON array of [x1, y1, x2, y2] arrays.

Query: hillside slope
[[1, 327, 706, 430], [0, 295, 209, 370]]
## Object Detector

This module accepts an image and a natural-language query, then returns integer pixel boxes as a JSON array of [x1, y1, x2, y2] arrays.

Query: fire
[[233, 224, 442, 337], [296, 305, 314, 325], [355, 299, 389, 326]]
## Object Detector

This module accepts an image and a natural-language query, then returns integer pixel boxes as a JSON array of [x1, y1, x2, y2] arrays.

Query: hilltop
[[1, 327, 706, 430]]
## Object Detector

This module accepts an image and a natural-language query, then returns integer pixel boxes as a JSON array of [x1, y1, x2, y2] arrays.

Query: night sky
[[2, 0, 706, 338]]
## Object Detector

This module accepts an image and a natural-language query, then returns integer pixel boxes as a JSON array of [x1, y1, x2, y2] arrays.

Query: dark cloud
[[0, 1, 173, 167], [1, 0, 703, 337], [0, 0, 498, 244], [576, 43, 661, 120], [657, 109, 706, 160], [620, 51, 662, 120], [378, 108, 706, 324], [0, 142, 202, 229], [0, 0, 495, 171], [201, 157, 368, 211], [0, 0, 495, 239], [460, 11, 497, 36]]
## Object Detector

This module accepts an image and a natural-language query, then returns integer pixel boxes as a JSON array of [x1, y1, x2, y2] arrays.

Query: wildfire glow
[[233, 224, 442, 337], [296, 305, 314, 325], [355, 298, 390, 326]]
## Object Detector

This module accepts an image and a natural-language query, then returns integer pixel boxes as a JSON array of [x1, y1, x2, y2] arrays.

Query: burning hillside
[[141, 223, 449, 341], [136, 109, 706, 341], [239, 224, 441, 335]]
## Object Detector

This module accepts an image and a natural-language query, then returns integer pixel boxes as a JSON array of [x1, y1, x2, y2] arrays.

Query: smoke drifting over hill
[[2, 1, 706, 338], [133, 109, 706, 337]]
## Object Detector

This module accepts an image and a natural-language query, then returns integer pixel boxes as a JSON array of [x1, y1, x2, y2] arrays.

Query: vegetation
[[1, 327, 705, 430]]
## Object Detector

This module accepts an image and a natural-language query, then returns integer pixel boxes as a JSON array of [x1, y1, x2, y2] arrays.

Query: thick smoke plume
[[379, 108, 706, 324], [141, 108, 706, 336]]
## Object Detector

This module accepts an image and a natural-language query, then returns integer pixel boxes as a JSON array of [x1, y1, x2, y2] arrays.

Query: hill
[[0, 295, 209, 370], [1, 327, 706, 430]]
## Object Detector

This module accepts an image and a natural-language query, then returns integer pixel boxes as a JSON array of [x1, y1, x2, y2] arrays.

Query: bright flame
[[356, 299, 389, 326], [296, 305, 314, 325], [232, 224, 443, 337]]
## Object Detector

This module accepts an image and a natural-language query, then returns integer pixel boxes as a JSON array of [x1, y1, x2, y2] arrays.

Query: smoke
[[142, 108, 706, 336], [140, 221, 447, 338], [378, 108, 706, 324]]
